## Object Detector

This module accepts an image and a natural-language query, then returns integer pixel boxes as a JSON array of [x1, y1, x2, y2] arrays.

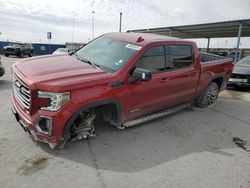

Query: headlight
[[38, 91, 70, 111]]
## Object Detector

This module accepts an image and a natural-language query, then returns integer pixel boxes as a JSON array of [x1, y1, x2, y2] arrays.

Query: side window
[[135, 46, 165, 73], [166, 45, 193, 69]]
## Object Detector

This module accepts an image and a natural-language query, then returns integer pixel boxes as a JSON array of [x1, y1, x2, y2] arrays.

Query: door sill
[[123, 103, 190, 128]]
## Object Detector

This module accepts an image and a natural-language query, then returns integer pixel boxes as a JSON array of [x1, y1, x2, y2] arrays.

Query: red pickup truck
[[11, 32, 234, 148]]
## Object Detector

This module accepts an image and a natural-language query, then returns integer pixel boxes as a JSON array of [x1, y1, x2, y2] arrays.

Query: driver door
[[126, 45, 172, 120]]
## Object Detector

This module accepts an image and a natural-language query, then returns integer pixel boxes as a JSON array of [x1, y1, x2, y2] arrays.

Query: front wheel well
[[94, 103, 118, 126], [62, 100, 122, 143]]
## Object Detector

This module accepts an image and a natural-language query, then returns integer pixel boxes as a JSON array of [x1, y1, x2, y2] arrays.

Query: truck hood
[[13, 55, 111, 91], [233, 64, 250, 75]]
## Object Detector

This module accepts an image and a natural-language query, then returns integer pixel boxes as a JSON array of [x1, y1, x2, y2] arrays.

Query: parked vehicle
[[0, 57, 5, 77], [11, 32, 234, 149], [228, 56, 250, 88], [227, 51, 240, 59], [52, 48, 70, 55], [3, 42, 33, 58]]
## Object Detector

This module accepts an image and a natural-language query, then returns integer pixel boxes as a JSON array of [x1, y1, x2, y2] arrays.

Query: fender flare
[[196, 75, 224, 102], [63, 99, 123, 140], [207, 75, 224, 91]]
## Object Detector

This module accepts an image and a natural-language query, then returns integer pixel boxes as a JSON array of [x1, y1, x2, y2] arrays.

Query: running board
[[123, 103, 190, 128]]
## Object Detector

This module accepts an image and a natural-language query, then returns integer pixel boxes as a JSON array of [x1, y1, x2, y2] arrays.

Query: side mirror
[[129, 68, 152, 84]]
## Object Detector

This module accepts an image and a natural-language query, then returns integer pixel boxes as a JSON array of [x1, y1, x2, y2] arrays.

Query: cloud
[[0, 0, 249, 47]]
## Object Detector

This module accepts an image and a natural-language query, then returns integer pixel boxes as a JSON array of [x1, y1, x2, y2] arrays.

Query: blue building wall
[[0, 41, 66, 55]]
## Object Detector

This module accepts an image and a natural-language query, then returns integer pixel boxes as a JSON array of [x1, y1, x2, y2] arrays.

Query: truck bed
[[199, 52, 231, 64], [195, 52, 234, 101]]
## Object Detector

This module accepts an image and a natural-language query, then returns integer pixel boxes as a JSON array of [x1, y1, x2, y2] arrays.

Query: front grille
[[230, 73, 250, 83], [7, 48, 16, 52], [12, 74, 31, 110]]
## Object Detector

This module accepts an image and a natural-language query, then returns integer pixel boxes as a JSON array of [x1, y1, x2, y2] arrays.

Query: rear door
[[126, 44, 200, 120], [163, 44, 200, 105]]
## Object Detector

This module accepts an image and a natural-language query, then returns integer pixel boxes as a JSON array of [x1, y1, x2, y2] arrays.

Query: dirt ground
[[1, 55, 250, 188]]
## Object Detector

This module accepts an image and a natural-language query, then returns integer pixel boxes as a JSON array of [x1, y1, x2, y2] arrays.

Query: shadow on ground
[[37, 105, 246, 173], [0, 80, 12, 90], [227, 86, 250, 93]]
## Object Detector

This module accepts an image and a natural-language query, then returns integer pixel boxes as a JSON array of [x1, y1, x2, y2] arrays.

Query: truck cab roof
[[104, 32, 194, 46]]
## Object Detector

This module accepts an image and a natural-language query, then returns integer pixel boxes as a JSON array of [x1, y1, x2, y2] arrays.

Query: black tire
[[0, 68, 5, 77], [19, 52, 24, 58], [196, 82, 219, 108], [29, 52, 33, 57], [4, 54, 9, 57]]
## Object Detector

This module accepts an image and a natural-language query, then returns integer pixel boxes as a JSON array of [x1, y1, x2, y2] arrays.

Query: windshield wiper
[[81, 58, 100, 69], [72, 53, 99, 69]]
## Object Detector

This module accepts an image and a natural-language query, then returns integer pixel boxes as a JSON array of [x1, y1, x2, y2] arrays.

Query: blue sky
[[0, 0, 249, 48]]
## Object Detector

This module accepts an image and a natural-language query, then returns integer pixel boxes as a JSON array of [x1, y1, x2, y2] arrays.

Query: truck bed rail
[[199, 52, 231, 63]]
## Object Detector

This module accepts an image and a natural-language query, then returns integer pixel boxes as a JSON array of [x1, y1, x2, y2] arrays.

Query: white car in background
[[52, 48, 70, 55]]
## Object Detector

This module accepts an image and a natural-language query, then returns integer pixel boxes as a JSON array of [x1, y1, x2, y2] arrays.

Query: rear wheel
[[4, 54, 9, 57], [29, 52, 33, 57], [196, 82, 219, 108]]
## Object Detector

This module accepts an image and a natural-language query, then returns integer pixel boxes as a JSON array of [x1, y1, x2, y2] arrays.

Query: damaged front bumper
[[12, 96, 63, 149]]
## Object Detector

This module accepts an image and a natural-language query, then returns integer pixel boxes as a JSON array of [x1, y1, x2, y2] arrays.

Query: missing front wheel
[[70, 111, 96, 142]]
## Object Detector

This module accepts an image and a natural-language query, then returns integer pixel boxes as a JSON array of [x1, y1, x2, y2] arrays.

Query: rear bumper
[[11, 94, 64, 149]]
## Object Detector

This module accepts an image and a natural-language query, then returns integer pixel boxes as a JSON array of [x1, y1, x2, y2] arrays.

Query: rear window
[[237, 56, 250, 65], [143, 46, 164, 57], [166, 45, 194, 69]]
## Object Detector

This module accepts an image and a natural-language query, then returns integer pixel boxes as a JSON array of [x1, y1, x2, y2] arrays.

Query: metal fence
[[0, 41, 66, 55]]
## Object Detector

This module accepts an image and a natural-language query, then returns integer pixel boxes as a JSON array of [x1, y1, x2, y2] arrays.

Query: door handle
[[160, 77, 170, 83], [189, 72, 199, 77]]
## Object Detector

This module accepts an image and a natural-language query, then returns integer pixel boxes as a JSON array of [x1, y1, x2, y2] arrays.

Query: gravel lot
[[0, 55, 250, 188]]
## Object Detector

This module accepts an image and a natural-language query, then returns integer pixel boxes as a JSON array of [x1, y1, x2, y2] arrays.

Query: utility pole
[[72, 17, 75, 43], [119, 12, 122, 32], [92, 10, 95, 39], [47, 32, 52, 54], [224, 40, 227, 48], [91, 1, 95, 40], [235, 22, 243, 63]]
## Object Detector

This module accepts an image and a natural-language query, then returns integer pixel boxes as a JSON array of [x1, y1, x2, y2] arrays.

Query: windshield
[[74, 36, 141, 72], [237, 56, 250, 66]]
